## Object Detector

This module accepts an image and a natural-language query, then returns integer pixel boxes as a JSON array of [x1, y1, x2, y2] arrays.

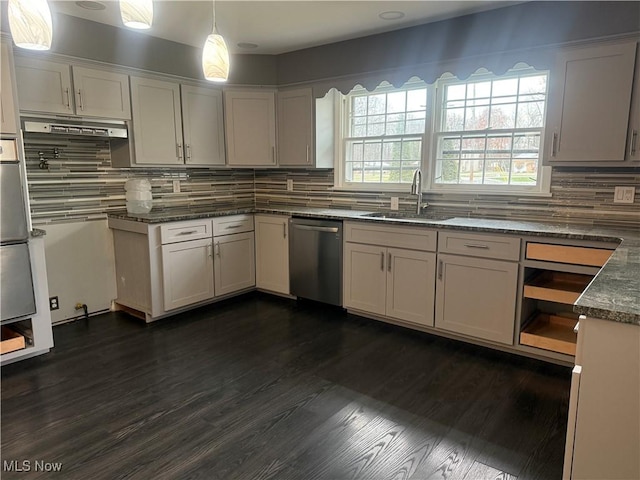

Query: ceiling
[[50, 1, 517, 55]]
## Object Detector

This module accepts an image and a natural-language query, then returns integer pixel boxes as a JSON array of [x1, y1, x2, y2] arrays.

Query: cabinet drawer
[[1, 326, 25, 354], [526, 242, 613, 267], [160, 219, 212, 244], [438, 231, 520, 261], [345, 221, 436, 252], [213, 214, 254, 236], [0, 140, 18, 161]]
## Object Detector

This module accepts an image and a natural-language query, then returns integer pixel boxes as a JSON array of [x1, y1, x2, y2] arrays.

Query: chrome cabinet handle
[[207, 244, 213, 258], [176, 143, 183, 161], [0, 146, 3, 154], [388, 252, 392, 272], [186, 144, 192, 160], [215, 241, 221, 257], [306, 144, 310, 164], [283, 222, 287, 238], [178, 230, 198, 235], [380, 251, 385, 271], [464, 243, 489, 249], [272, 146, 276, 164], [552, 132, 558, 157], [438, 260, 443, 280], [630, 130, 638, 157], [77, 90, 84, 110], [64, 88, 71, 109], [225, 224, 243, 230]]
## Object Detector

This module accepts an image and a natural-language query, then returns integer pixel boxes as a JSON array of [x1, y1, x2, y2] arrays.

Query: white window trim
[[333, 69, 552, 198]]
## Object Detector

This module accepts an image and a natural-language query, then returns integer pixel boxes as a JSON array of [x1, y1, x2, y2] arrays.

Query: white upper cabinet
[[71, 66, 131, 119], [14, 57, 130, 119], [224, 89, 277, 167], [181, 85, 225, 166], [626, 45, 640, 162], [130, 76, 183, 165], [1, 42, 18, 135], [277, 88, 314, 167], [545, 41, 637, 165], [15, 57, 73, 115]]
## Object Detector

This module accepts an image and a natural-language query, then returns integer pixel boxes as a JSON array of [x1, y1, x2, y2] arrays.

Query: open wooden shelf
[[1, 326, 26, 355], [523, 271, 592, 304], [520, 314, 578, 356]]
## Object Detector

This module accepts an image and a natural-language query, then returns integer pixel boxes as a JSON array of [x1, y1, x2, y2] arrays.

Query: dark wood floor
[[1, 292, 571, 480]]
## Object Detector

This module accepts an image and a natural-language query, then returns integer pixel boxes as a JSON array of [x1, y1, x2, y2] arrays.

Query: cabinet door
[[435, 254, 517, 345], [0, 43, 18, 135], [181, 85, 226, 166], [14, 57, 73, 114], [546, 42, 637, 164], [626, 44, 640, 162], [386, 248, 436, 326], [161, 238, 214, 311], [214, 232, 255, 296], [277, 88, 313, 166], [224, 90, 276, 166], [71, 66, 131, 119], [343, 243, 387, 316], [130, 77, 183, 165], [254, 215, 289, 294]]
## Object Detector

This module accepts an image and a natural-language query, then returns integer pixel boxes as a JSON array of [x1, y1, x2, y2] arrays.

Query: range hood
[[23, 118, 127, 139]]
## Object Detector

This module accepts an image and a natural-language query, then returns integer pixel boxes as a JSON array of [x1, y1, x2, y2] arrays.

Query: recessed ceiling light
[[237, 42, 259, 50], [379, 11, 405, 21], [75, 1, 106, 10]]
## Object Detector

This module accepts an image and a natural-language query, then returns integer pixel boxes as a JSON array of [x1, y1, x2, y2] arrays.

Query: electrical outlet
[[614, 186, 635, 204], [49, 296, 59, 311], [390, 197, 399, 210], [172, 180, 181, 193], [287, 179, 294, 191]]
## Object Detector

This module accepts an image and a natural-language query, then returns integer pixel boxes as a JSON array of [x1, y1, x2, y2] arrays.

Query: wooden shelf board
[[1, 326, 26, 355], [523, 271, 592, 304], [520, 314, 577, 356], [526, 243, 613, 267]]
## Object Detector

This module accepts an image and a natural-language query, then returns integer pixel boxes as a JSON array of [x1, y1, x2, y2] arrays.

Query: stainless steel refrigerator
[[0, 139, 36, 321]]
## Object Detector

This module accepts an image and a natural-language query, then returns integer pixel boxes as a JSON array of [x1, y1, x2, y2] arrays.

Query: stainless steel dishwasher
[[289, 217, 342, 306]]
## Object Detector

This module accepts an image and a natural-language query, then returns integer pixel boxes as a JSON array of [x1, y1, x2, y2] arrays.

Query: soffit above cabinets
[[49, 1, 517, 55]]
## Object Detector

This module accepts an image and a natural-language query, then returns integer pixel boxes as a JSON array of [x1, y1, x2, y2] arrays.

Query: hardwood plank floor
[[1, 292, 571, 480]]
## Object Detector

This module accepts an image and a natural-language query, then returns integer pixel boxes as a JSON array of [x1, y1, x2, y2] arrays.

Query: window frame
[[335, 80, 433, 192], [427, 68, 552, 196], [333, 68, 551, 197]]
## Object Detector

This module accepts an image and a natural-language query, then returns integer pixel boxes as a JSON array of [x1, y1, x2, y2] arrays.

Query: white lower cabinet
[[435, 253, 518, 345], [162, 238, 214, 311], [343, 222, 437, 327], [109, 215, 255, 322], [214, 231, 255, 296], [254, 214, 290, 295]]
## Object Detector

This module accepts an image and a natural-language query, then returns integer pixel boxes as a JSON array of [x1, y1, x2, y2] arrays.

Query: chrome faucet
[[410, 168, 427, 214]]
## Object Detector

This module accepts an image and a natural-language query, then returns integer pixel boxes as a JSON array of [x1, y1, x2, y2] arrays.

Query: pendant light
[[7, 0, 53, 51], [120, 0, 153, 30], [202, 0, 229, 82]]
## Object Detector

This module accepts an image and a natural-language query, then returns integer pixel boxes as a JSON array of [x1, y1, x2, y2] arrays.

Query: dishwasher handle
[[292, 224, 339, 233]]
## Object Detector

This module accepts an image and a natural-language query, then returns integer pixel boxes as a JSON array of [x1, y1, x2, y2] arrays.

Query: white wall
[[43, 220, 117, 324]]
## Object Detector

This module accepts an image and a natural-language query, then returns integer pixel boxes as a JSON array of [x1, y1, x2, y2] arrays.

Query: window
[[342, 82, 428, 187], [431, 70, 549, 192], [336, 68, 550, 195]]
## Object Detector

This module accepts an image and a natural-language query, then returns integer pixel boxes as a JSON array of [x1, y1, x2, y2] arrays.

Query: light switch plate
[[390, 197, 399, 210], [614, 186, 635, 204], [172, 180, 181, 193], [287, 179, 294, 191]]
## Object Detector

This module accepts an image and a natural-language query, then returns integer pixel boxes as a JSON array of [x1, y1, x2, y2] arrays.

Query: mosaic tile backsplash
[[23, 134, 640, 229]]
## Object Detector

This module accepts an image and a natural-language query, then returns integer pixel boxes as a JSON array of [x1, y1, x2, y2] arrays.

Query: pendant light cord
[[212, 0, 217, 32]]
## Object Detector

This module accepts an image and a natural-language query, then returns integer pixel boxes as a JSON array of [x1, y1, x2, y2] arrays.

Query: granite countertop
[[30, 228, 46, 237], [108, 207, 640, 326]]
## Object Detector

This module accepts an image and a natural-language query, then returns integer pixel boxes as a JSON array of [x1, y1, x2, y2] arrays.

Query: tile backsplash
[[23, 134, 639, 229]]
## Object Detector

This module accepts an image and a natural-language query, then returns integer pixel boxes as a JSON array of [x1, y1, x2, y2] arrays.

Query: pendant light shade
[[202, 0, 229, 82], [202, 30, 230, 82], [7, 0, 53, 51], [120, 0, 153, 30]]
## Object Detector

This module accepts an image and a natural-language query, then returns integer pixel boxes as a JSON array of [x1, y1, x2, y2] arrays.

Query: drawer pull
[[380, 251, 385, 271], [177, 230, 198, 235], [464, 243, 489, 249], [225, 224, 244, 230]]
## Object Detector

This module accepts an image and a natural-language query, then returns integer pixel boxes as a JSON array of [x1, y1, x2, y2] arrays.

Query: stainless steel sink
[[361, 212, 454, 221]]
